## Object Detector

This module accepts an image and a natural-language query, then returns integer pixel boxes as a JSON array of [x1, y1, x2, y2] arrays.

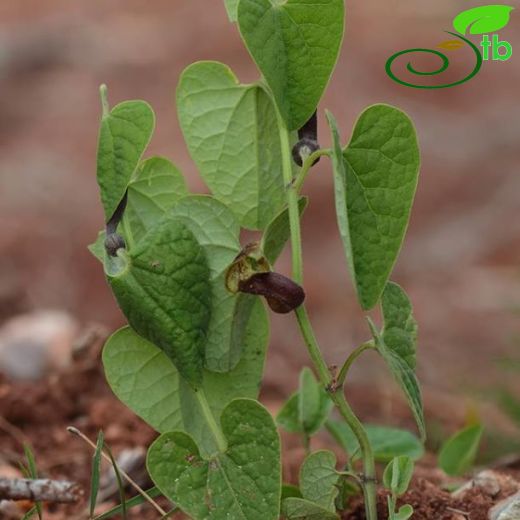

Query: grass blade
[[90, 431, 104, 517], [23, 444, 42, 520], [103, 444, 127, 519], [21, 505, 39, 520]]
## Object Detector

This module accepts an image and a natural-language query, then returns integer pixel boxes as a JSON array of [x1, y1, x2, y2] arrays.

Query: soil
[[1, 332, 519, 519]]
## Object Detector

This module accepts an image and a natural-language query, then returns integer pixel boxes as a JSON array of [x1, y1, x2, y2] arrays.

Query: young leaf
[[125, 157, 188, 242], [394, 504, 414, 520], [237, 0, 345, 131], [90, 431, 104, 517], [282, 498, 338, 520], [277, 369, 333, 436], [453, 5, 514, 35], [103, 298, 268, 458], [177, 61, 285, 230], [368, 283, 425, 440], [106, 216, 212, 388], [326, 107, 420, 310], [326, 421, 424, 462], [146, 399, 281, 520], [438, 424, 483, 476], [261, 197, 308, 265], [224, 0, 238, 22], [299, 451, 339, 512], [383, 456, 414, 496], [96, 92, 155, 221]]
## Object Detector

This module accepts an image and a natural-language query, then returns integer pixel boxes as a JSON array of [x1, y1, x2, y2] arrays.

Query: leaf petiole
[[294, 148, 331, 193], [336, 341, 375, 389]]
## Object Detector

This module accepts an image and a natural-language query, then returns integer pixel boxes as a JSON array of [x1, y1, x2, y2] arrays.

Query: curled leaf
[[453, 5, 514, 35]]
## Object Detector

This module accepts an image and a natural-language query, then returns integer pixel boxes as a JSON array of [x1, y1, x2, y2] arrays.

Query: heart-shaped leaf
[[326, 420, 423, 462], [238, 0, 344, 131], [327, 105, 420, 309], [147, 399, 281, 520], [299, 451, 339, 512], [106, 216, 211, 388], [103, 297, 268, 457], [453, 5, 514, 35], [89, 156, 187, 259], [96, 93, 155, 221], [327, 107, 420, 310], [177, 61, 285, 230], [368, 283, 425, 440]]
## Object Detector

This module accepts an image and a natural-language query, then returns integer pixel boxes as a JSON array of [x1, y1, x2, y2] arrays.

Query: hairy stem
[[276, 109, 378, 520]]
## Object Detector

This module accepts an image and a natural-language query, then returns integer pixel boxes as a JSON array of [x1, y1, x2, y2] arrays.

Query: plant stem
[[293, 148, 331, 193], [337, 341, 375, 388], [276, 110, 378, 520], [194, 390, 228, 453]]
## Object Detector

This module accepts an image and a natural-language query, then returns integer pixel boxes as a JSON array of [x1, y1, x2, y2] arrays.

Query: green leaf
[[167, 195, 249, 372], [125, 157, 188, 242], [383, 456, 414, 496], [261, 197, 308, 265], [224, 0, 239, 22], [90, 431, 104, 517], [368, 283, 425, 440], [326, 421, 424, 462], [299, 451, 339, 511], [394, 504, 414, 520], [93, 487, 163, 520], [177, 61, 285, 230], [276, 371, 332, 435], [103, 298, 268, 457], [327, 107, 420, 310], [96, 95, 155, 221], [438, 424, 483, 476], [282, 484, 302, 500], [237, 0, 345, 131], [282, 498, 338, 520], [453, 5, 514, 35], [106, 216, 211, 388], [147, 399, 281, 520]]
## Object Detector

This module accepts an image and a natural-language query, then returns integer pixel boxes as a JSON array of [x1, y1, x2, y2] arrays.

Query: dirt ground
[[1, 1, 519, 518]]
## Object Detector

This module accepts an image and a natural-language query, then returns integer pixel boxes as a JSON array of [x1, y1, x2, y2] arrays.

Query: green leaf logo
[[453, 5, 514, 35]]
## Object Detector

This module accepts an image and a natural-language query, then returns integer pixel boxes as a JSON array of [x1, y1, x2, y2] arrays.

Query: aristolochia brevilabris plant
[[90, 1, 423, 519]]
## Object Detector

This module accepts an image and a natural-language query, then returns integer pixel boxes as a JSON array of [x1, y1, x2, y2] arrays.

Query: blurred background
[[0, 0, 519, 508]]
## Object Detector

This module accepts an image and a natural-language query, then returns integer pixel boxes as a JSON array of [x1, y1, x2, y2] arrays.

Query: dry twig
[[0, 477, 83, 503]]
